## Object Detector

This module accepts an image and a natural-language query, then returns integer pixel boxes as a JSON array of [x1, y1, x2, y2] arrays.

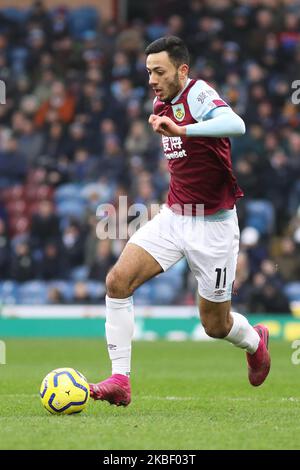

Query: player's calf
[[200, 298, 232, 338]]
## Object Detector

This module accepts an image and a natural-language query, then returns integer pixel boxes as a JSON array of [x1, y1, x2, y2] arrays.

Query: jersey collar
[[170, 78, 191, 104]]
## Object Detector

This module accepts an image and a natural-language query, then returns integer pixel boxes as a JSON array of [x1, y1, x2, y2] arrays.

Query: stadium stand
[[0, 0, 299, 312]]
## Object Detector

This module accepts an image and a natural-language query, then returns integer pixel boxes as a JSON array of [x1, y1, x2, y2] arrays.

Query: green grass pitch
[[0, 338, 299, 450]]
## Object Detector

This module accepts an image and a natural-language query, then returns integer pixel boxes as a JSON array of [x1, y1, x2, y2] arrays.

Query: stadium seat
[[18, 281, 48, 305], [25, 185, 54, 201], [0, 178, 13, 189], [161, 260, 186, 291], [151, 277, 178, 305], [5, 200, 27, 215], [80, 182, 115, 207], [68, 7, 99, 39], [170, 258, 187, 274], [86, 281, 105, 300], [0, 8, 28, 23], [284, 282, 300, 302], [9, 47, 28, 76], [133, 263, 185, 306], [54, 184, 83, 203], [2, 185, 26, 203], [56, 200, 87, 219], [47, 281, 74, 302], [146, 23, 167, 41], [245, 200, 275, 235], [0, 280, 19, 304], [70, 266, 89, 281], [134, 283, 154, 305]]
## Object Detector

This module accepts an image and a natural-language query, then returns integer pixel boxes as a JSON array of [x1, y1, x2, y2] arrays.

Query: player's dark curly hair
[[145, 36, 190, 68]]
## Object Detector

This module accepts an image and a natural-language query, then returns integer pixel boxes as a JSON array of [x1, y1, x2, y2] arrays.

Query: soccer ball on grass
[[40, 367, 90, 414]]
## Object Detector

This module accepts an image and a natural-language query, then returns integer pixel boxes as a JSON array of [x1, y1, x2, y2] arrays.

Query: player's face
[[146, 51, 187, 102]]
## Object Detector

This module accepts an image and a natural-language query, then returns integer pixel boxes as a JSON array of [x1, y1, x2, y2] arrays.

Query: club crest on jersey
[[172, 103, 185, 122]]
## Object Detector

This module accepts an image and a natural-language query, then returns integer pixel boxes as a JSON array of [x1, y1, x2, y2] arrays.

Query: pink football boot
[[89, 374, 131, 406], [247, 324, 271, 386]]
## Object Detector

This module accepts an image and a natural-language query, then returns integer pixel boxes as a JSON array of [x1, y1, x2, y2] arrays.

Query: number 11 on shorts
[[215, 267, 227, 289]]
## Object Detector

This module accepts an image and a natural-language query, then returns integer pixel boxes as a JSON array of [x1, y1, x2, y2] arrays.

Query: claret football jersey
[[153, 78, 244, 216]]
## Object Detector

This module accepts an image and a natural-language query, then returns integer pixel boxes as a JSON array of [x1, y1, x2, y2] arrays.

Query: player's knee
[[106, 269, 134, 298], [203, 322, 230, 339], [201, 312, 231, 338], [200, 300, 231, 338]]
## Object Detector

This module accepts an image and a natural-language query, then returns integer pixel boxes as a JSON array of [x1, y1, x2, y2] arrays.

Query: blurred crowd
[[0, 0, 300, 312]]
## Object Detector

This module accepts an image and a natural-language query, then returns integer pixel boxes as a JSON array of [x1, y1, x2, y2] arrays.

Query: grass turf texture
[[0, 339, 299, 450]]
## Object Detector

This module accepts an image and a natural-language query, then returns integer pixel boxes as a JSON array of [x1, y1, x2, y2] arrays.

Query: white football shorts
[[128, 204, 240, 303]]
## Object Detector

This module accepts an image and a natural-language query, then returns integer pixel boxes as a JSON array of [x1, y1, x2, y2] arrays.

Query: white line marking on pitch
[[1, 394, 299, 403], [141, 396, 300, 402]]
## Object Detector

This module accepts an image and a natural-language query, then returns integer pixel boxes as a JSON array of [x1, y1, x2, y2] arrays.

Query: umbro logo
[[214, 289, 225, 296]]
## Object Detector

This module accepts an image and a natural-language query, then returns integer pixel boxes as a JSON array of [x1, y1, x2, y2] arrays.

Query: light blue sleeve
[[185, 107, 246, 137]]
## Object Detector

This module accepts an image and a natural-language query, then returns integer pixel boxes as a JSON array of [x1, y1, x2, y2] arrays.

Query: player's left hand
[[149, 115, 185, 137]]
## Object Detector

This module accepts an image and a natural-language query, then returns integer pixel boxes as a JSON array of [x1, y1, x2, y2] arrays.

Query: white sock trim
[[106, 295, 133, 307]]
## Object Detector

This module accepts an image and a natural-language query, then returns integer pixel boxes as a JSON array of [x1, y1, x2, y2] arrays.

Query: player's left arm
[[184, 106, 246, 137], [184, 82, 246, 137]]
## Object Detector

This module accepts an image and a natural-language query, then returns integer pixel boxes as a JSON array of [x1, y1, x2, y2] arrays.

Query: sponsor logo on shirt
[[172, 103, 185, 122], [162, 136, 187, 160], [197, 89, 215, 103]]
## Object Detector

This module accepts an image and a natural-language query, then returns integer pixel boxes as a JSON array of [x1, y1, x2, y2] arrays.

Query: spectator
[[10, 242, 36, 282], [47, 286, 65, 304], [232, 250, 251, 312], [70, 148, 98, 182], [260, 258, 283, 290], [39, 242, 64, 280], [51, 7, 70, 41], [72, 281, 92, 304], [240, 227, 269, 277], [35, 81, 75, 127], [100, 136, 127, 183], [274, 237, 300, 282], [18, 117, 45, 166], [0, 219, 10, 279], [41, 121, 66, 162], [125, 119, 151, 158], [63, 122, 89, 161], [26, 0, 53, 39], [31, 200, 60, 249], [61, 222, 86, 272], [0, 137, 27, 186], [89, 239, 117, 282], [248, 274, 291, 314]]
